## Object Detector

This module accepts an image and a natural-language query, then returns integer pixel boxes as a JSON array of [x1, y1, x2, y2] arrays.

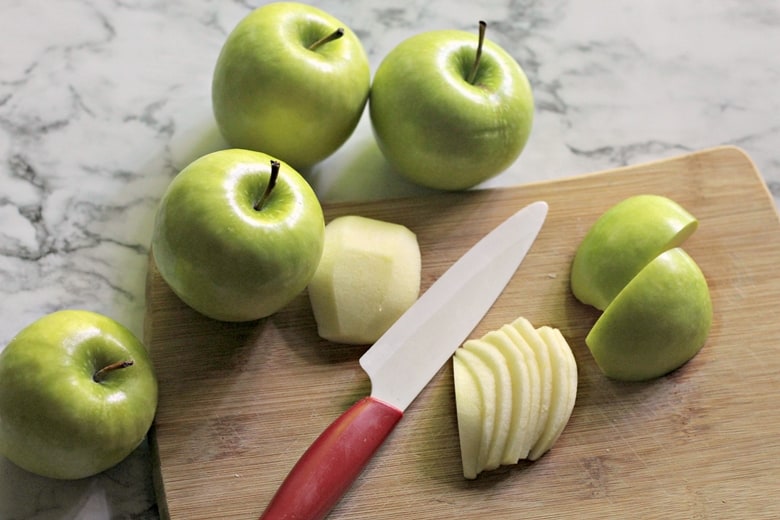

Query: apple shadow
[[168, 105, 228, 171], [305, 133, 439, 204]]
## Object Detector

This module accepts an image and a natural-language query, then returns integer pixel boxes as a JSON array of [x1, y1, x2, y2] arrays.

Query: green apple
[[307, 215, 421, 344], [212, 2, 370, 170], [453, 317, 578, 478], [586, 248, 713, 381], [571, 194, 698, 311], [152, 148, 325, 322], [0, 310, 158, 480], [369, 21, 534, 191]]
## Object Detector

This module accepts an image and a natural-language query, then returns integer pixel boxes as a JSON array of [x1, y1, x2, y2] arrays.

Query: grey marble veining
[[1, 0, 778, 518]]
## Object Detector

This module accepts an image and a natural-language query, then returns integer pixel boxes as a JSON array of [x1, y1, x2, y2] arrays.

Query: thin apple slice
[[463, 338, 513, 471], [501, 325, 543, 460], [528, 326, 578, 460], [453, 354, 483, 480], [506, 318, 552, 451], [453, 347, 496, 476], [490, 327, 539, 463]]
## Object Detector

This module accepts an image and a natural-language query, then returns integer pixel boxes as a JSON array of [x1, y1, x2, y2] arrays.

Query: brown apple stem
[[308, 28, 345, 50], [466, 20, 488, 84], [255, 160, 280, 211], [93, 360, 134, 383]]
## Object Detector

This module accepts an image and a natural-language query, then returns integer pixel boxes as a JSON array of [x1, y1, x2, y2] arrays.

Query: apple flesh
[[453, 317, 578, 479], [453, 347, 496, 478], [571, 194, 698, 311], [212, 2, 370, 169], [307, 215, 421, 344], [586, 248, 713, 381], [461, 339, 513, 471], [369, 22, 534, 191], [0, 310, 158, 480]]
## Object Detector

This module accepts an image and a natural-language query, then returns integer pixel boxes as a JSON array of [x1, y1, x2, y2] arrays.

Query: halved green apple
[[571, 195, 698, 311], [307, 215, 421, 344], [570, 194, 713, 381], [586, 247, 712, 381]]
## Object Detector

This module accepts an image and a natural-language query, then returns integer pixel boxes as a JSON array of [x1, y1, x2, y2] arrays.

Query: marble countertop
[[1, 0, 778, 518]]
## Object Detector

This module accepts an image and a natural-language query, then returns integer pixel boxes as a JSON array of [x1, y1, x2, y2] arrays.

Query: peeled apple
[[307, 215, 421, 345]]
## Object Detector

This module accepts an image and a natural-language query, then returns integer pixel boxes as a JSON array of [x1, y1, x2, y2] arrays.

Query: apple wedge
[[463, 338, 513, 471], [570, 194, 698, 311], [586, 247, 712, 381]]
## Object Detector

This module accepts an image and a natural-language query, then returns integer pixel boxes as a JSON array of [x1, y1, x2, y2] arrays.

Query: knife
[[259, 200, 549, 520]]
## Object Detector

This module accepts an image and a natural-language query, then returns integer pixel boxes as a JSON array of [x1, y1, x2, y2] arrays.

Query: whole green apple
[[152, 148, 325, 322], [369, 21, 534, 191], [212, 2, 370, 170], [571, 194, 698, 311], [0, 310, 158, 480], [586, 248, 713, 381]]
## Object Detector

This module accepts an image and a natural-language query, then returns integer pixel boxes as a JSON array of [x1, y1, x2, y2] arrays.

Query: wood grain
[[144, 146, 780, 519]]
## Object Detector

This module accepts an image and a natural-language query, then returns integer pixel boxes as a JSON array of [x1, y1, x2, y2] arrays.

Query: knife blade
[[259, 200, 548, 520]]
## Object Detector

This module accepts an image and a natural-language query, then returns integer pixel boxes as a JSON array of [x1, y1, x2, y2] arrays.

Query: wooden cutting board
[[144, 146, 780, 519]]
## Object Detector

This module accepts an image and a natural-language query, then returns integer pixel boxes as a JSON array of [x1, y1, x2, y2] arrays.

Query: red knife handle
[[259, 396, 403, 520]]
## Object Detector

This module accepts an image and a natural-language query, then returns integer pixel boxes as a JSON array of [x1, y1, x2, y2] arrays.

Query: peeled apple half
[[453, 317, 578, 479], [307, 215, 421, 345]]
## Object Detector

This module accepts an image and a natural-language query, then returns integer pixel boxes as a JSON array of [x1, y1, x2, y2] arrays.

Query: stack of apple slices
[[453, 317, 578, 479]]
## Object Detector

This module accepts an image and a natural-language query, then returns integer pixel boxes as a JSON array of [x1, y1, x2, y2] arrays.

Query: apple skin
[[152, 149, 325, 322], [586, 248, 713, 381], [0, 310, 158, 480], [369, 27, 534, 191], [212, 2, 370, 170], [571, 194, 699, 311]]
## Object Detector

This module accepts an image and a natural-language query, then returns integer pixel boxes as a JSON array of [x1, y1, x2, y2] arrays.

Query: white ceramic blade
[[359, 201, 548, 412]]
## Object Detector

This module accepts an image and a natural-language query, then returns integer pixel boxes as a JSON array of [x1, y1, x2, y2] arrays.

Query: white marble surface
[[1, 0, 778, 518]]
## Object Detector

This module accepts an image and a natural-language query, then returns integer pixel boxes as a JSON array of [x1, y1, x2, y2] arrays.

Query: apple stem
[[255, 160, 280, 211], [467, 20, 488, 85], [308, 28, 345, 51], [93, 360, 134, 383]]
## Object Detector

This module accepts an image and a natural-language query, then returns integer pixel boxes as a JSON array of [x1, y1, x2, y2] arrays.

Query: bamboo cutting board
[[144, 146, 780, 519]]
